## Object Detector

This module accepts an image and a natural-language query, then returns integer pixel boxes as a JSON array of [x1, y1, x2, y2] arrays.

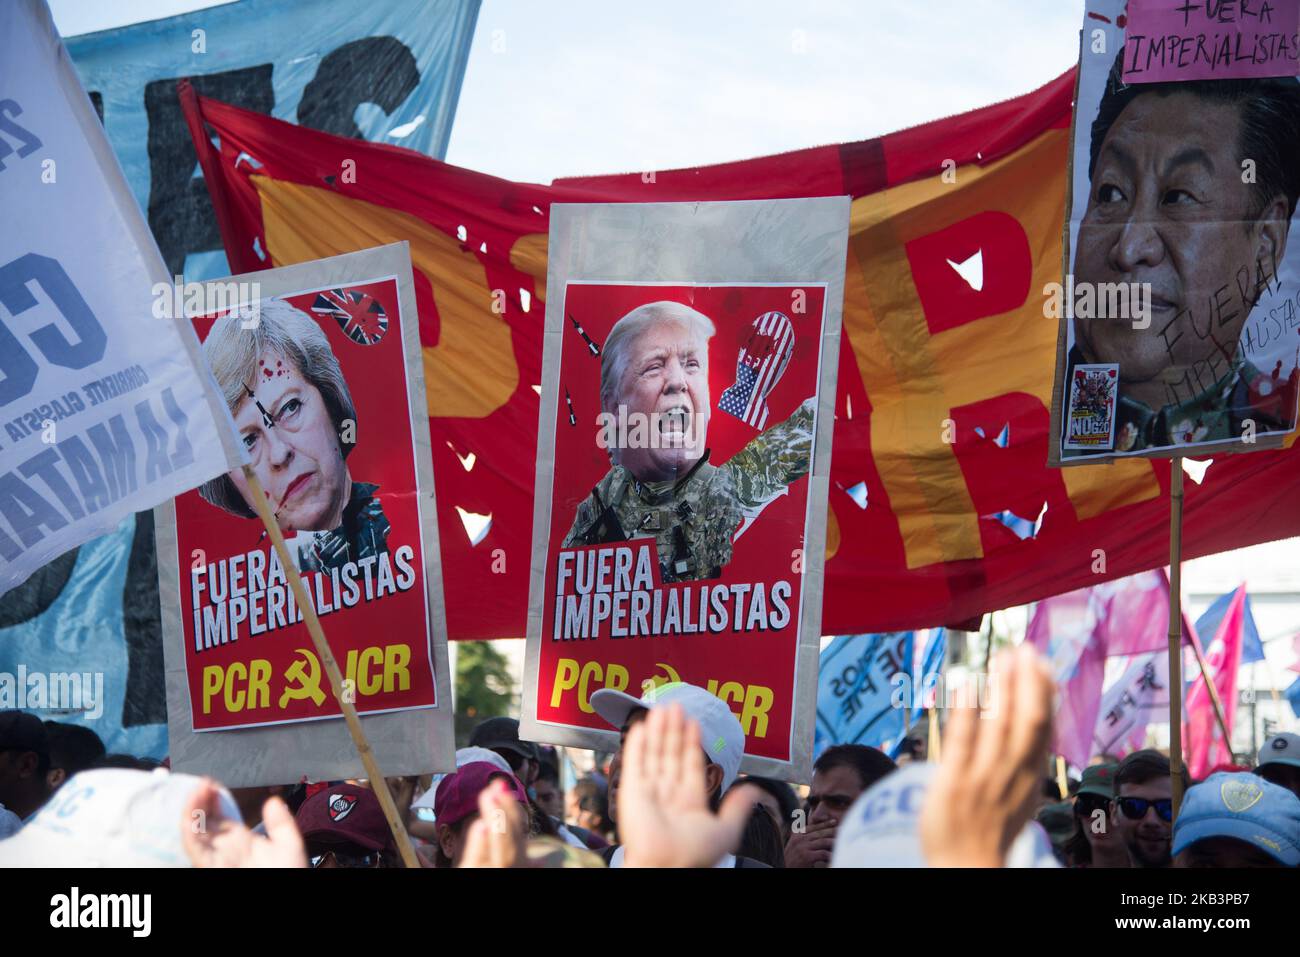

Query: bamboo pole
[[1168, 461, 1185, 819], [241, 464, 419, 868]]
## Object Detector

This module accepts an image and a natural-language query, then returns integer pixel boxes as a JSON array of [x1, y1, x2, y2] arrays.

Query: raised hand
[[459, 778, 527, 868], [181, 778, 306, 868], [618, 703, 756, 868], [920, 644, 1054, 868]]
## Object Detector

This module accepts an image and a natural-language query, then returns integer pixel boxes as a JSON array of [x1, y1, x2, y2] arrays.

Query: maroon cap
[[434, 762, 528, 827], [295, 784, 393, 851]]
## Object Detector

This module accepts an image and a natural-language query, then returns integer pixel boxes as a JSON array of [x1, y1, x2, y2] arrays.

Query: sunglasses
[[1117, 796, 1173, 822]]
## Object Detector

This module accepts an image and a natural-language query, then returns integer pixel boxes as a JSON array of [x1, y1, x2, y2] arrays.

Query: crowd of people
[[1, 645, 1297, 868]]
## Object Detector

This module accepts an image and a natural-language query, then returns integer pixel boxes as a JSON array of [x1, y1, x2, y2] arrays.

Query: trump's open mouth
[[657, 404, 692, 445]]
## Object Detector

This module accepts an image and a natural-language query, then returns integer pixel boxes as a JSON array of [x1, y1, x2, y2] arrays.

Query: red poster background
[[177, 278, 437, 730], [535, 283, 828, 762]]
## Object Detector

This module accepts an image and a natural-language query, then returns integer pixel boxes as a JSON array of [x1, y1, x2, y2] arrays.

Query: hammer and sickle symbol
[[279, 648, 327, 709]]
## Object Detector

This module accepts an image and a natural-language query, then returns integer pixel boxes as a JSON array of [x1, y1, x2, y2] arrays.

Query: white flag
[[0, 0, 245, 596], [1092, 649, 1169, 758]]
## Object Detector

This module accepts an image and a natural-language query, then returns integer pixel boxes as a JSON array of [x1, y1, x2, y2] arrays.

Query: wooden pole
[[1055, 755, 1070, 802], [1168, 460, 1185, 819], [241, 464, 420, 868]]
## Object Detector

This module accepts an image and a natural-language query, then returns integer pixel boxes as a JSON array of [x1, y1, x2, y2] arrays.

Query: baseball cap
[[831, 763, 1061, 868], [591, 681, 745, 792], [411, 746, 513, 814], [469, 717, 539, 763], [1258, 732, 1300, 771], [295, 783, 393, 852], [1077, 763, 1118, 799], [1172, 772, 1300, 866], [433, 761, 528, 827], [0, 768, 239, 867], [0, 711, 48, 757], [1036, 801, 1075, 846]]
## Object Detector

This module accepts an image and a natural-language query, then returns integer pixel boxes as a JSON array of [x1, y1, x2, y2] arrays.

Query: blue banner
[[0, 515, 166, 758], [67, 0, 480, 279]]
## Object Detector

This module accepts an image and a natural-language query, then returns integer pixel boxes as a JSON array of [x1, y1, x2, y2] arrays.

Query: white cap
[[830, 763, 1061, 868], [1259, 732, 1300, 770], [590, 682, 745, 792], [0, 768, 240, 868], [411, 746, 515, 812]]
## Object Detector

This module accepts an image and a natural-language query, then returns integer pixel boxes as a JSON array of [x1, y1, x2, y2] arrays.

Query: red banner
[[180, 73, 1300, 641]]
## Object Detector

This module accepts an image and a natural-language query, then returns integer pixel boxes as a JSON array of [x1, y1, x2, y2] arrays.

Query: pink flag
[[1185, 585, 1247, 780], [1027, 569, 1187, 767]]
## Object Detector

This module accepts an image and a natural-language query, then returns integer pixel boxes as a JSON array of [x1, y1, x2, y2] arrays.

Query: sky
[[48, 0, 1082, 182]]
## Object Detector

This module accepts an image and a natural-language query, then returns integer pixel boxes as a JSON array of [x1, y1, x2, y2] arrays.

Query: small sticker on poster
[[1064, 364, 1120, 451]]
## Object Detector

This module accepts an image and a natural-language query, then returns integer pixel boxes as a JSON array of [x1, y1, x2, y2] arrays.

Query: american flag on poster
[[719, 310, 795, 429], [311, 288, 389, 345]]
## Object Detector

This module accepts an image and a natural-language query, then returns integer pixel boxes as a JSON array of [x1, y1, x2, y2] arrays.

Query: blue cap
[[1258, 732, 1300, 770], [1172, 772, 1300, 866]]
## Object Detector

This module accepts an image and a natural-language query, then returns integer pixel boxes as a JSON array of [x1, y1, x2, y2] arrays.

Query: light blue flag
[[66, 0, 480, 279], [814, 632, 913, 759]]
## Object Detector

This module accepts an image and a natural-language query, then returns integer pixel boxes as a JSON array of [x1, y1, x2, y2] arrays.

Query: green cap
[[1036, 801, 1075, 845], [1078, 762, 1118, 799]]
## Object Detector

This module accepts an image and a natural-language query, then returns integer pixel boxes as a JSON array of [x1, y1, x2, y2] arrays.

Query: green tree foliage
[[455, 641, 515, 746]]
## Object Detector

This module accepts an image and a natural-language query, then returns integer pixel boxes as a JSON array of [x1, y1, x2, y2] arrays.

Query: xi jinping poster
[[522, 199, 850, 783], [1050, 0, 1300, 463], [156, 243, 454, 786]]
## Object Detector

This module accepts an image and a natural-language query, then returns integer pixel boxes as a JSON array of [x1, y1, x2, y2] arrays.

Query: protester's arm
[[726, 396, 815, 510], [181, 778, 307, 868], [618, 703, 757, 867], [919, 644, 1054, 868]]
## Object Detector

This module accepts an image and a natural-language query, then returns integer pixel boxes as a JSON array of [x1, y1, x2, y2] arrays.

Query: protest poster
[[520, 198, 850, 783], [1050, 0, 1300, 463], [156, 242, 454, 786], [0, 0, 245, 599]]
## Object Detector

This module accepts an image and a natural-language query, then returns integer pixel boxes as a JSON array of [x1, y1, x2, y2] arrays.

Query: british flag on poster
[[719, 310, 795, 429], [312, 288, 389, 345]]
